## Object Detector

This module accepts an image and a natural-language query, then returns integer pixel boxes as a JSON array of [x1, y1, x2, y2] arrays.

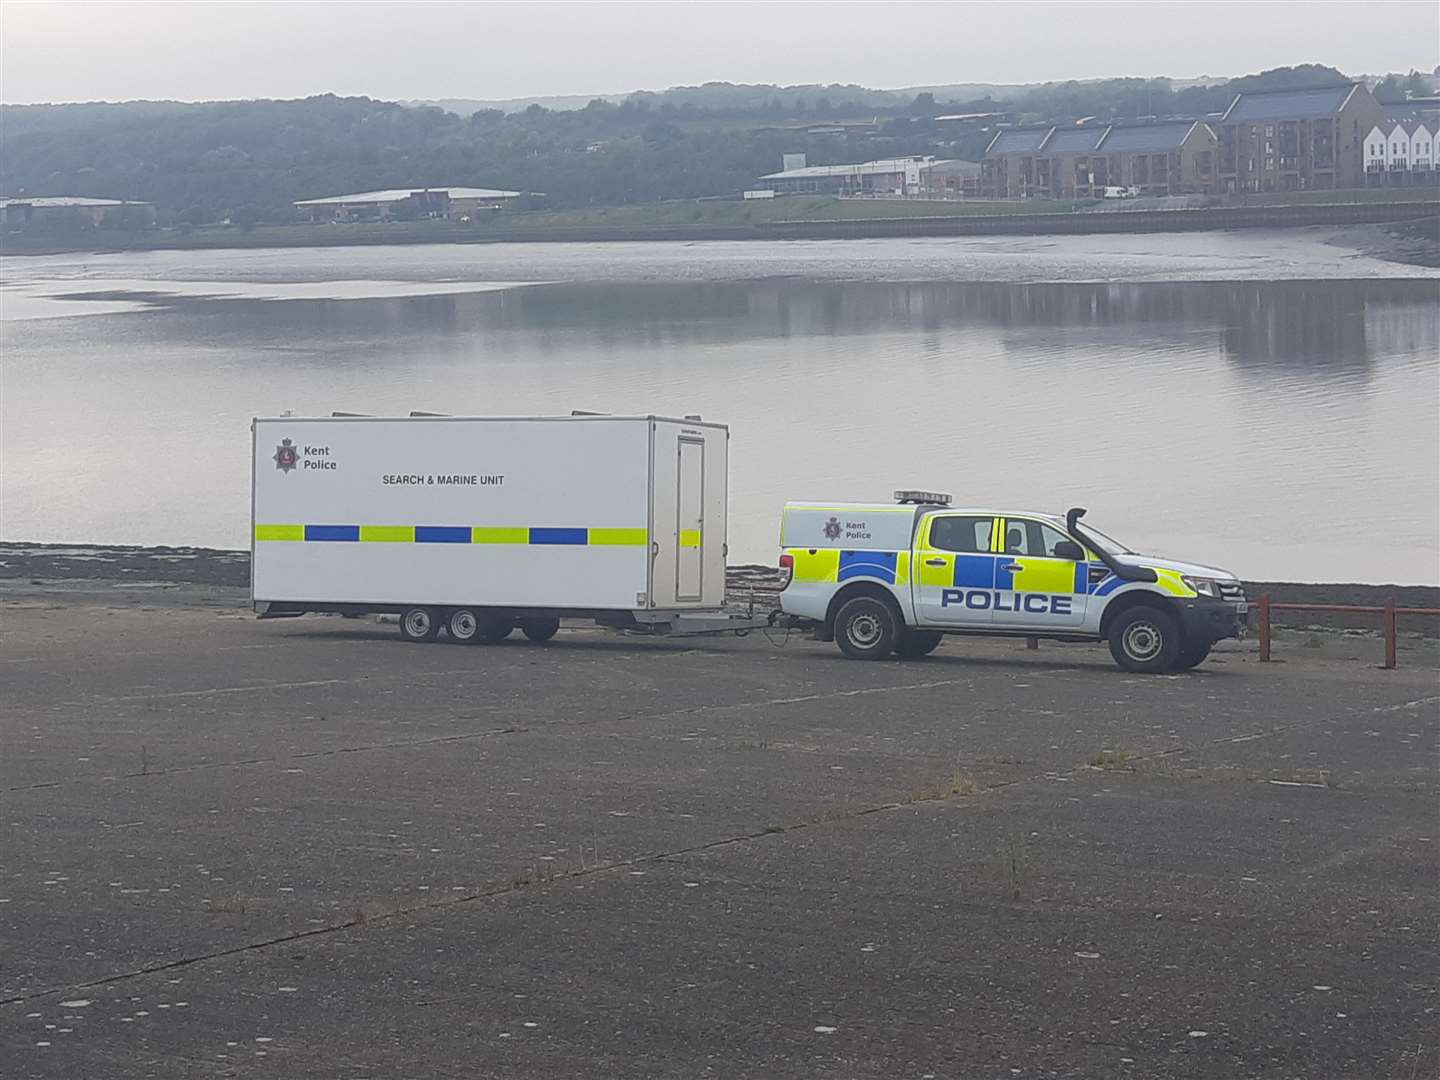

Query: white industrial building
[[293, 186, 527, 222], [756, 155, 979, 198], [0, 195, 154, 229]]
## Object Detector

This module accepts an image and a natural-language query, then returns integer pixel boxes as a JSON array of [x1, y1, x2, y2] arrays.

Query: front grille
[[1217, 582, 1246, 602]]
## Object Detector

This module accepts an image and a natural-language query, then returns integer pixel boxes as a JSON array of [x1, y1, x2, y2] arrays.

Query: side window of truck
[[928, 516, 993, 554], [1003, 519, 1073, 558]]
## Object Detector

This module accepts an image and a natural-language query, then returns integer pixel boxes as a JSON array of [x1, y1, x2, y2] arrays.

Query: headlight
[[1181, 575, 1218, 597]]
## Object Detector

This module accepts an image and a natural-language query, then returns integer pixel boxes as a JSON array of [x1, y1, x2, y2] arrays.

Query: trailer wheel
[[477, 617, 514, 644], [399, 607, 441, 643], [521, 618, 561, 643], [895, 629, 943, 659], [1107, 605, 1181, 673], [446, 608, 483, 645], [834, 596, 900, 661]]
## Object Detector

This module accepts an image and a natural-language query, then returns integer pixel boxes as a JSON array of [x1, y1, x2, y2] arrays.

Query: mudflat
[[1, 579, 1436, 1079]]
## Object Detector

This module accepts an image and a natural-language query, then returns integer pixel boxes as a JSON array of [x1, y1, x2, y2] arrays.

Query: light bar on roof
[[894, 490, 953, 506]]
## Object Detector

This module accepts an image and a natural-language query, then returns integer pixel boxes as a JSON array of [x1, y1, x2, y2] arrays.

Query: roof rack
[[894, 489, 952, 506]]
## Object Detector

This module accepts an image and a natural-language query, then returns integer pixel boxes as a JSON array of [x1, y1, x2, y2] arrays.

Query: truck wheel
[[1173, 637, 1213, 671], [477, 617, 514, 644], [446, 608, 483, 644], [521, 618, 560, 643], [399, 607, 441, 643], [834, 596, 900, 661], [895, 629, 943, 659], [1108, 605, 1181, 673]]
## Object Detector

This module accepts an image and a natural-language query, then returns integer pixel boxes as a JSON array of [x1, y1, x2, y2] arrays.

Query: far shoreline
[[2, 542, 1434, 636], [3, 196, 1437, 265]]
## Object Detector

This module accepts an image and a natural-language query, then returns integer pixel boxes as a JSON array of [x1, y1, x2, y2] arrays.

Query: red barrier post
[[1383, 597, 1397, 670], [1258, 593, 1271, 662]]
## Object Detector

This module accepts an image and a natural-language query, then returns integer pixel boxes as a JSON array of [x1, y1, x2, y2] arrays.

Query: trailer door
[[675, 438, 705, 601]]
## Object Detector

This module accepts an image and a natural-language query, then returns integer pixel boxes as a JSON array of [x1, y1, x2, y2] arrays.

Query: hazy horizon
[[2, 0, 1436, 107]]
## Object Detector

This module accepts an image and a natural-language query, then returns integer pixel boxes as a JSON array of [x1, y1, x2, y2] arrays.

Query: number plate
[[1235, 603, 1249, 615]]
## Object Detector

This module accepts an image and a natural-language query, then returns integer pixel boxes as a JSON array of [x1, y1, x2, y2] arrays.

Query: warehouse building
[[756, 156, 937, 196], [293, 186, 526, 223], [980, 121, 1217, 198], [0, 195, 154, 230], [1213, 84, 1383, 192]]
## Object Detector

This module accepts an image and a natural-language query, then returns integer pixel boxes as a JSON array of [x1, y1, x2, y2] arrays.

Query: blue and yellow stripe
[[256, 524, 649, 546]]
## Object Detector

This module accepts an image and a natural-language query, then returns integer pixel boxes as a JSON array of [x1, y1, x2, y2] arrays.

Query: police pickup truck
[[778, 492, 1247, 673]]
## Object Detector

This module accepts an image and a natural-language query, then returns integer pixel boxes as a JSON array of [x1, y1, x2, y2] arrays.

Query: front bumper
[[1177, 596, 1249, 644]]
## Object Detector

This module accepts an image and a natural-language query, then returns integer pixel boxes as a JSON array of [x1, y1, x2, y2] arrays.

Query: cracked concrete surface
[[1, 582, 1436, 1078]]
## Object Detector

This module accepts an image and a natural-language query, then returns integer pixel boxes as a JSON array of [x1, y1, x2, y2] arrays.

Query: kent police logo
[[823, 516, 842, 541], [273, 438, 299, 473]]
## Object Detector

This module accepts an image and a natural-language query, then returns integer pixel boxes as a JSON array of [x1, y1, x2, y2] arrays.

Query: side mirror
[[1052, 540, 1085, 561]]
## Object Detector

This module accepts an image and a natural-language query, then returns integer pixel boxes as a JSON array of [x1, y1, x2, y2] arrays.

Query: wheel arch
[[1098, 589, 1181, 638], [824, 580, 906, 632]]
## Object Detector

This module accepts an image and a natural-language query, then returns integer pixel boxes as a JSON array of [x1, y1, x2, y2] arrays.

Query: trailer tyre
[[446, 608, 483, 645], [895, 629, 944, 659], [1108, 605, 1181, 673], [399, 607, 441, 643], [477, 617, 514, 644], [835, 596, 900, 661], [521, 618, 561, 643]]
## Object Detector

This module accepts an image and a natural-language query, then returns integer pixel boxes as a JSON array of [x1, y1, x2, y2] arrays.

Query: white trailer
[[251, 414, 737, 643]]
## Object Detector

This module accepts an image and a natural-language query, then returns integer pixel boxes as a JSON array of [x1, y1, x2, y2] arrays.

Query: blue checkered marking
[[529, 527, 588, 546], [415, 526, 470, 544], [952, 555, 998, 589], [839, 550, 897, 584], [304, 524, 358, 542]]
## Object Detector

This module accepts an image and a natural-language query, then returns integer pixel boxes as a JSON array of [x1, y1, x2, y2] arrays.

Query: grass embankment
[[495, 195, 1091, 230], [3, 189, 1435, 255]]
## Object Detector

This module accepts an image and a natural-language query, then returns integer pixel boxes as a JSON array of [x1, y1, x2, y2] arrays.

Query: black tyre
[[895, 629, 944, 659], [399, 606, 441, 643], [1172, 637, 1213, 671], [446, 608, 483, 644], [521, 618, 561, 643], [1107, 604, 1181, 673], [834, 595, 900, 661], [477, 616, 514, 644]]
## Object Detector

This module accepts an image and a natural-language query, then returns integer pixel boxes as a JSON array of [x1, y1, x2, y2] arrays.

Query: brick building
[[980, 121, 1217, 199], [1213, 84, 1383, 192]]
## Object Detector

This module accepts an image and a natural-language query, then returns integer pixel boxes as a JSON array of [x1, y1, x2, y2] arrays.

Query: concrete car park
[[1, 578, 1436, 1079]]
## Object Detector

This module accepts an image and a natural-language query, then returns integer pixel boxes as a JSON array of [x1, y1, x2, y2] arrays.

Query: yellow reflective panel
[[255, 524, 303, 542], [680, 530, 702, 549], [589, 528, 648, 546], [359, 525, 415, 543], [1011, 557, 1074, 594], [471, 527, 529, 544], [918, 553, 953, 587], [790, 548, 841, 582], [1151, 568, 1195, 597]]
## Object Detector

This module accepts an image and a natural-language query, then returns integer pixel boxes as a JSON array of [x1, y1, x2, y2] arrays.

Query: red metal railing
[[1257, 594, 1440, 669]]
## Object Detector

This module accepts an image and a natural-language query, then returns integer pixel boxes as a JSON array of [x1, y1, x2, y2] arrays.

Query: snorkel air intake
[[1066, 507, 1156, 583]]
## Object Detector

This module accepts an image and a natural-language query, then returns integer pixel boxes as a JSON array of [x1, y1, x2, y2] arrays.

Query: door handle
[[924, 558, 946, 567], [1002, 563, 1023, 573]]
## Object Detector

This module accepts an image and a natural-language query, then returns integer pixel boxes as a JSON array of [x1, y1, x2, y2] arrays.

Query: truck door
[[990, 517, 1087, 629], [912, 514, 997, 628], [675, 438, 704, 602]]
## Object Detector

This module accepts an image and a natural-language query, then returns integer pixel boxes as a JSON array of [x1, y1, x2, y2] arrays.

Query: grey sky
[[3, 0, 1436, 105]]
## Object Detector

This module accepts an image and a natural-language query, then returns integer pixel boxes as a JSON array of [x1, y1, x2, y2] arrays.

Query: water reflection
[[2, 277, 1436, 582]]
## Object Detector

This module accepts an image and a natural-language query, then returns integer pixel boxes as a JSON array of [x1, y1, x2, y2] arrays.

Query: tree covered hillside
[[0, 64, 1384, 226]]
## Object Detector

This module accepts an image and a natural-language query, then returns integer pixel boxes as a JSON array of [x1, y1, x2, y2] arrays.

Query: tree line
[[0, 64, 1421, 228]]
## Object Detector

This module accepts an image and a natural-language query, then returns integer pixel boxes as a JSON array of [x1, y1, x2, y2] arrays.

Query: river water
[[2, 232, 1437, 583]]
